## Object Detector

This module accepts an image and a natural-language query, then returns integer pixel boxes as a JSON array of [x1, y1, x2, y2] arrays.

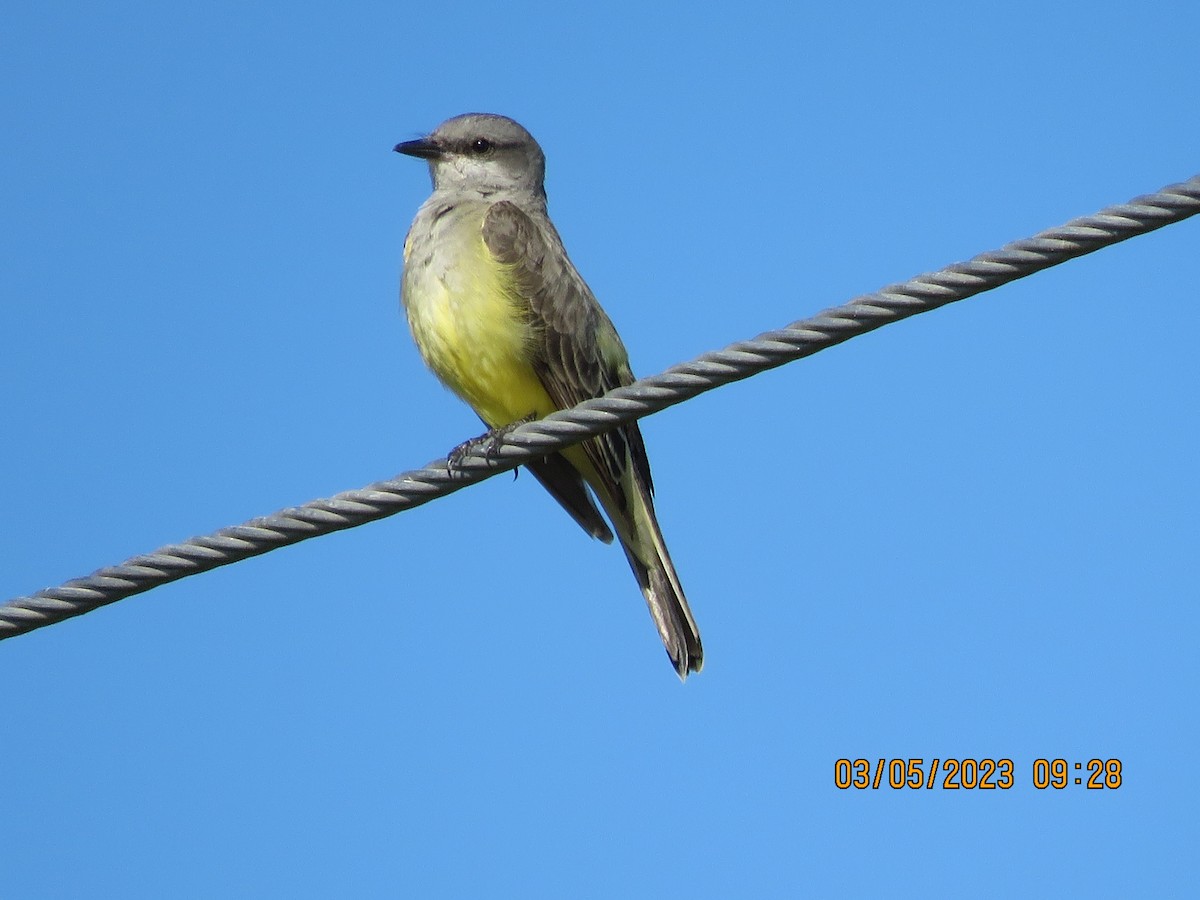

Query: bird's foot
[[446, 416, 536, 478]]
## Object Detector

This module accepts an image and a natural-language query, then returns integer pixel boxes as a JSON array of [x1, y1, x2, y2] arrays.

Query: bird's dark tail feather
[[620, 519, 704, 680]]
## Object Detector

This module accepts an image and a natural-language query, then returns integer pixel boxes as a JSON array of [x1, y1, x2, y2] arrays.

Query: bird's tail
[[618, 480, 704, 680]]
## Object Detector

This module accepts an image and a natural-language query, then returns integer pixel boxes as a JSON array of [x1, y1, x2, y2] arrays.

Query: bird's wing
[[482, 200, 654, 518], [525, 451, 613, 544], [483, 200, 702, 677]]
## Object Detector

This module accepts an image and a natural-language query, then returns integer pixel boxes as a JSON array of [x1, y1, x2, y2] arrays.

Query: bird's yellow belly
[[404, 246, 555, 428]]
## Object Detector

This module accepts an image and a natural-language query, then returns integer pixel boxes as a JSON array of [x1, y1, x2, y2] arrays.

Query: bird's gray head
[[394, 113, 547, 199]]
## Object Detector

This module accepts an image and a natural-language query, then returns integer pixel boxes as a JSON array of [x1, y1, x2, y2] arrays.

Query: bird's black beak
[[394, 137, 442, 160]]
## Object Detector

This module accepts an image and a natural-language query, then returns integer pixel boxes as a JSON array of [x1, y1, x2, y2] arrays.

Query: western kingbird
[[395, 113, 703, 678]]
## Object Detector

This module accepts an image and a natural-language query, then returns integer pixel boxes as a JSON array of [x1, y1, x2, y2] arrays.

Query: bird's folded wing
[[482, 201, 656, 516]]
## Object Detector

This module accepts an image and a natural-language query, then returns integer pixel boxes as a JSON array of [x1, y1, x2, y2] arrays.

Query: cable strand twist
[[3, 176, 1197, 640]]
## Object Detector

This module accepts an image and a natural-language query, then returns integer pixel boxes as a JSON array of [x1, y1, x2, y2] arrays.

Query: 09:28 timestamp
[[1032, 758, 1123, 789]]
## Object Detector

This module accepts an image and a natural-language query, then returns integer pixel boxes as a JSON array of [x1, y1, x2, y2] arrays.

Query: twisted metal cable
[[3, 175, 1198, 641]]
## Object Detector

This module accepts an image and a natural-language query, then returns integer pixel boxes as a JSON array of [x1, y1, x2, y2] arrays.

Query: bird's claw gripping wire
[[446, 415, 536, 479]]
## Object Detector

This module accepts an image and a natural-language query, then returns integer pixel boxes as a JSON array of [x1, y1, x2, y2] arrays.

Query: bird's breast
[[402, 205, 554, 427]]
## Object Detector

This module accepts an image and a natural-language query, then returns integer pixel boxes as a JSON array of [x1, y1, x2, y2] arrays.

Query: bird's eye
[[470, 138, 493, 154]]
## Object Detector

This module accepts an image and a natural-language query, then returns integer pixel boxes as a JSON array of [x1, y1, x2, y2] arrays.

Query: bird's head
[[395, 113, 547, 199]]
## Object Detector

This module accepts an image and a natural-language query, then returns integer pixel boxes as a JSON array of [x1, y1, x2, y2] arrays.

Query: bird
[[395, 113, 702, 679]]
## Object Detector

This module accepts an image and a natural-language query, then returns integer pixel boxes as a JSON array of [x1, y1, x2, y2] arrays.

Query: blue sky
[[3, 1, 1197, 896]]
